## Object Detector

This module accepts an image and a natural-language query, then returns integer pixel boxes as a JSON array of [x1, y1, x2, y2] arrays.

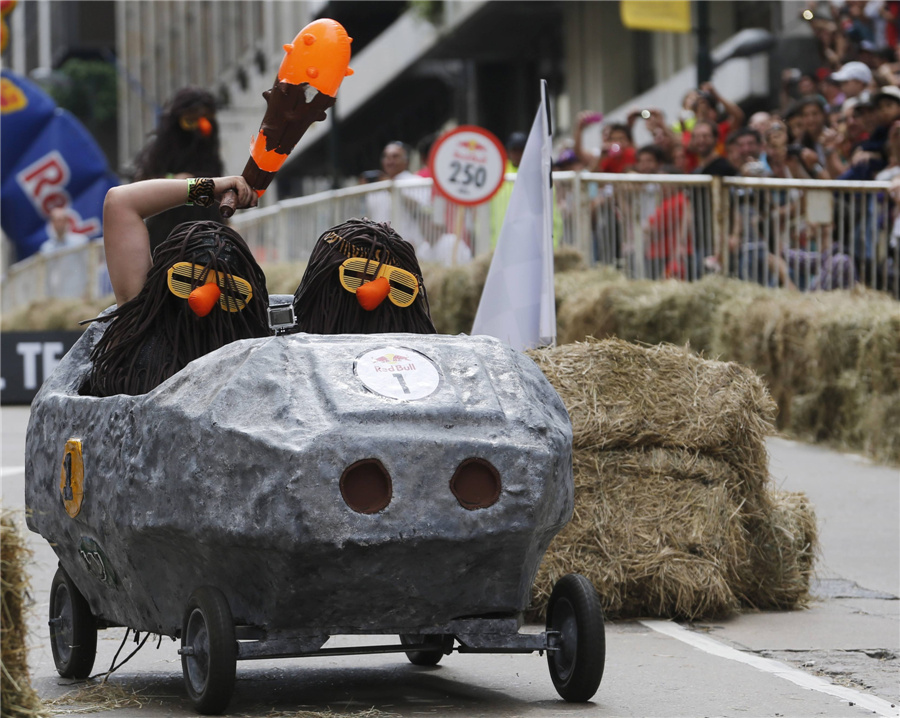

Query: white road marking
[[1, 465, 25, 478], [642, 619, 899, 717]]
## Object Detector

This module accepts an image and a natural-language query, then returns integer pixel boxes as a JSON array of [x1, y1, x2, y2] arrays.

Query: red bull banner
[[1, 69, 118, 261]]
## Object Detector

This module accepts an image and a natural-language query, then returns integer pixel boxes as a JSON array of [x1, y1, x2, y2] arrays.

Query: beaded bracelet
[[186, 178, 215, 207]]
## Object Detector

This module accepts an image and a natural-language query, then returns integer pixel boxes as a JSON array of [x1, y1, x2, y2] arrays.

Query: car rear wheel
[[546, 573, 605, 702], [181, 587, 236, 715], [400, 634, 452, 666], [49, 566, 97, 678]]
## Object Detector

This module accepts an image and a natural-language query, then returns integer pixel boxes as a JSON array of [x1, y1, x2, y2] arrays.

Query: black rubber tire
[[181, 587, 237, 715], [546, 573, 605, 702], [399, 634, 451, 666], [49, 566, 98, 678]]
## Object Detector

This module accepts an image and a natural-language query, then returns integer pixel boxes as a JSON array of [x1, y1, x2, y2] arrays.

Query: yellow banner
[[620, 0, 691, 33]]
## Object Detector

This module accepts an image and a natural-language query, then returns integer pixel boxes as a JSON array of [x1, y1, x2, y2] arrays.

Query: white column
[[115, 0, 129, 173], [11, 0, 26, 73], [37, 0, 52, 69]]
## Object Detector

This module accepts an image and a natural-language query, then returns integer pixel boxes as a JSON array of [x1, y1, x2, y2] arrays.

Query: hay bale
[[558, 276, 763, 352], [1, 297, 114, 332], [740, 490, 817, 610], [528, 338, 818, 620], [810, 292, 900, 394], [712, 289, 815, 411], [712, 288, 900, 437], [553, 246, 588, 274], [529, 338, 776, 490], [1, 512, 45, 718], [555, 282, 617, 346], [532, 448, 749, 620], [554, 268, 625, 342], [419, 261, 484, 335], [421, 249, 598, 336], [787, 371, 867, 446], [859, 392, 900, 465]]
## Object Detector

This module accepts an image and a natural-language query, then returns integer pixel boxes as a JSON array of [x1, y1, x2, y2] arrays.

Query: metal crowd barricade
[[720, 177, 897, 296], [230, 176, 501, 264], [3, 175, 898, 313], [552, 172, 719, 281], [551, 172, 897, 297], [1, 242, 110, 311]]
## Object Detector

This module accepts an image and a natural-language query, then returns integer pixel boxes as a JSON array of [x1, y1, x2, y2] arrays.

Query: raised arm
[[701, 82, 745, 129], [103, 177, 257, 306], [573, 111, 602, 171]]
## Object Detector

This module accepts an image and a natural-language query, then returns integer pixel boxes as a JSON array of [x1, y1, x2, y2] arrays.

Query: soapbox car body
[[26, 300, 605, 714]]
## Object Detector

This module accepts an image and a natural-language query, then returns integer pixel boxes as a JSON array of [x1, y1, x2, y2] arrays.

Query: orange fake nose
[[188, 282, 221, 317], [356, 276, 390, 311], [197, 117, 213, 137]]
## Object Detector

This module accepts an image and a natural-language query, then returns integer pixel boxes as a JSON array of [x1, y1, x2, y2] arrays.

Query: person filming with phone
[[573, 110, 636, 173]]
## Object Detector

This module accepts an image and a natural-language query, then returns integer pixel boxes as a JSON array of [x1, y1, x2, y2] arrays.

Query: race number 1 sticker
[[429, 126, 507, 206], [355, 347, 440, 400]]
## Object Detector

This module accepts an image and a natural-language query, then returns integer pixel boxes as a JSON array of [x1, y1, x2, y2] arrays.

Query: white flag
[[471, 81, 555, 350]]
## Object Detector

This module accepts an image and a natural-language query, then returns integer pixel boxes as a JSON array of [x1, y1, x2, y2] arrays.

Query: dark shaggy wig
[[132, 87, 224, 181], [87, 221, 271, 397], [132, 87, 227, 253], [292, 218, 436, 335]]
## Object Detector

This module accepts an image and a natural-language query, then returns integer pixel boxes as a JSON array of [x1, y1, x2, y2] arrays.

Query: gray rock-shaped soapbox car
[[26, 308, 605, 713]]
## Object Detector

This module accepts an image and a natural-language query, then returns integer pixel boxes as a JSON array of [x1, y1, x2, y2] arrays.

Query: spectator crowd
[[555, 1, 900, 294]]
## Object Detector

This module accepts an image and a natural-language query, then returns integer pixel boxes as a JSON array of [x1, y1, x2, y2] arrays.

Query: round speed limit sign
[[428, 126, 508, 206]]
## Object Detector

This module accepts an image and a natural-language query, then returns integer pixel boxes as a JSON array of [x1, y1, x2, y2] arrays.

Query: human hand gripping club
[[220, 19, 354, 217]]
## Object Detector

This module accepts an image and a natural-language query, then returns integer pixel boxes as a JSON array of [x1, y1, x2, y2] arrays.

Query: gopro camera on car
[[268, 303, 296, 333]]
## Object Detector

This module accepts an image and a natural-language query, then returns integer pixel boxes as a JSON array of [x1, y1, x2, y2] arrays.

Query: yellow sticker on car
[[59, 439, 84, 518]]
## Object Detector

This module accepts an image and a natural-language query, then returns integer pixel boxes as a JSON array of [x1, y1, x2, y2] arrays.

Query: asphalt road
[[2, 405, 898, 718]]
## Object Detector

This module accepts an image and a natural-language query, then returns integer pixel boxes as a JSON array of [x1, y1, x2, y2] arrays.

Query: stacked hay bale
[[0, 296, 115, 332], [556, 275, 770, 353], [420, 254, 493, 336], [555, 273, 899, 465], [529, 338, 818, 620], [1, 512, 45, 718], [712, 288, 900, 464], [420, 247, 617, 336]]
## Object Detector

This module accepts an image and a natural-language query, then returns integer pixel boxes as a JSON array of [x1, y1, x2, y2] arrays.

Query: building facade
[[5, 1, 816, 200]]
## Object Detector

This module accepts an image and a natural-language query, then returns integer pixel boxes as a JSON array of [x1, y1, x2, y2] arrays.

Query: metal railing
[[3, 173, 898, 312], [1, 242, 111, 312], [553, 172, 897, 296], [229, 177, 505, 265]]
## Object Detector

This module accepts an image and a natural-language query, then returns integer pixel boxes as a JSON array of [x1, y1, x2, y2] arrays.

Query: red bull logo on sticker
[[375, 353, 409, 363], [453, 139, 488, 163], [373, 353, 415, 373], [356, 346, 440, 400]]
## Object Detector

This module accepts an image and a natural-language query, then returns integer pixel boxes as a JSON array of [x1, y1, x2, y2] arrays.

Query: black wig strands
[[132, 87, 226, 253], [132, 87, 224, 181], [292, 218, 436, 335], [87, 221, 271, 397]]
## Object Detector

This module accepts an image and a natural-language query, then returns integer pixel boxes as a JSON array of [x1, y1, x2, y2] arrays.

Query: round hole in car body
[[450, 458, 501, 510], [340, 459, 392, 514]]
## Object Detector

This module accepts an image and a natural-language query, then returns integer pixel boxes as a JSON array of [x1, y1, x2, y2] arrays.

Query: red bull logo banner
[[1, 69, 118, 260]]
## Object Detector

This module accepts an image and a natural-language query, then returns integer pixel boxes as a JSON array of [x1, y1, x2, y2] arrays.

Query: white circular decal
[[355, 347, 440, 400], [429, 125, 507, 206]]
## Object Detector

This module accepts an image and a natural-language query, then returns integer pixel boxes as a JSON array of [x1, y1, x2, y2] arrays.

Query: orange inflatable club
[[221, 19, 353, 217]]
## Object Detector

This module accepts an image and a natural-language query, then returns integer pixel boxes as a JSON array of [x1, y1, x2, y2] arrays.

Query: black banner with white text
[[1, 331, 82, 405]]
